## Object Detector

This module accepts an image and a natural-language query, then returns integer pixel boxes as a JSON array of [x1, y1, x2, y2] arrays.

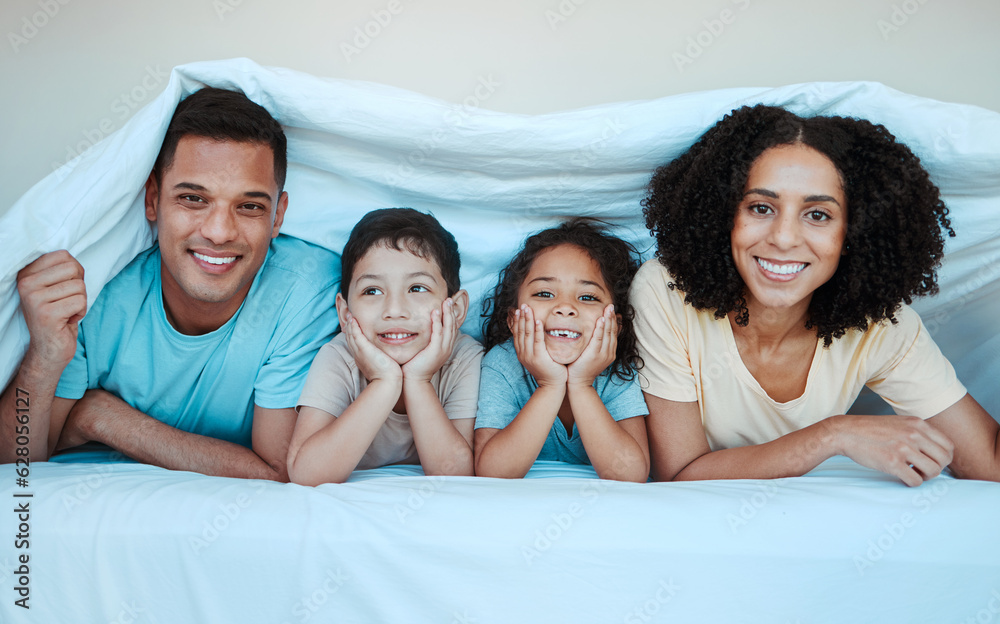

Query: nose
[[768, 208, 802, 250], [381, 291, 409, 319], [552, 297, 578, 317], [200, 205, 239, 244]]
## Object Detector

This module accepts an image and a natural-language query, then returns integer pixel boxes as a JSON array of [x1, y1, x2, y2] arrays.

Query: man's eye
[[180, 195, 205, 203], [240, 203, 266, 213], [361, 287, 383, 296]]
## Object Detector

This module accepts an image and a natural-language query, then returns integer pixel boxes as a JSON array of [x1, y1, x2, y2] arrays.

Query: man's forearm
[[79, 392, 284, 480], [0, 351, 67, 463]]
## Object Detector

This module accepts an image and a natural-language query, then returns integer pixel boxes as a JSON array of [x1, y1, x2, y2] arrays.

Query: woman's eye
[[361, 287, 383, 296], [749, 203, 772, 215], [807, 210, 831, 221]]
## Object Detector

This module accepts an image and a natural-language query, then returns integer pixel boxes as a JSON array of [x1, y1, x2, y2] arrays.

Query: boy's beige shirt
[[297, 333, 483, 469], [630, 260, 967, 451]]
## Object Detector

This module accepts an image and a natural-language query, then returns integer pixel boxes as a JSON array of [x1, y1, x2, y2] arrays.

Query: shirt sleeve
[[254, 286, 340, 409], [866, 305, 967, 418], [440, 335, 484, 421], [54, 315, 89, 399], [630, 260, 700, 402], [474, 343, 529, 430], [296, 337, 357, 417], [598, 373, 650, 422]]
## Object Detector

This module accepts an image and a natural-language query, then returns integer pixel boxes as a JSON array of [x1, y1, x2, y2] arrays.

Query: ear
[[271, 190, 288, 239], [450, 289, 470, 326], [144, 173, 159, 222], [335, 292, 350, 330]]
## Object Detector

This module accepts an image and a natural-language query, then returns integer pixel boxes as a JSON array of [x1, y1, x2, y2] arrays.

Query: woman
[[633, 104, 998, 486]]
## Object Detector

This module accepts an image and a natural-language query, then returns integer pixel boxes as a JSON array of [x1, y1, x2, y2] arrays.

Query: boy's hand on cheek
[[568, 305, 617, 387], [343, 312, 402, 384], [511, 304, 567, 387], [403, 298, 458, 384]]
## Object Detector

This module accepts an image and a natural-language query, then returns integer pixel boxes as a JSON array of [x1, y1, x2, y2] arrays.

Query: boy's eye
[[361, 287, 383, 296], [409, 284, 430, 293], [579, 294, 600, 302]]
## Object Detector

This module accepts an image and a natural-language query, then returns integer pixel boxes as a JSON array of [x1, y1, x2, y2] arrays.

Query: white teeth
[[380, 333, 414, 340], [193, 252, 236, 265], [756, 258, 806, 275], [547, 329, 581, 339]]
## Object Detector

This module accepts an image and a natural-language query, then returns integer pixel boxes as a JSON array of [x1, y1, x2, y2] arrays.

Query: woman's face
[[730, 143, 848, 316]]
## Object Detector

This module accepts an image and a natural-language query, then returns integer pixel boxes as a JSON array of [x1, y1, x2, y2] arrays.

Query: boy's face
[[339, 244, 463, 365]]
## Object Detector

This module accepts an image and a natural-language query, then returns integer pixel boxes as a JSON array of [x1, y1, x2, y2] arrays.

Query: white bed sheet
[[1, 458, 998, 622]]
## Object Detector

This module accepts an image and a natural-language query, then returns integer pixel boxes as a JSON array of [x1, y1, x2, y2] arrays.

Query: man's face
[[145, 136, 287, 333]]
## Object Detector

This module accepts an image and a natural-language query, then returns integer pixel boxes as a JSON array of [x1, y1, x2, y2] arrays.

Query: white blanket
[[2, 58, 999, 416]]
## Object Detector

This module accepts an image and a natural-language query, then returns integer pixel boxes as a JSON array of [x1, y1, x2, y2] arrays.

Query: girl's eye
[[409, 284, 429, 293], [807, 209, 831, 222], [532, 291, 554, 299], [361, 287, 383, 296]]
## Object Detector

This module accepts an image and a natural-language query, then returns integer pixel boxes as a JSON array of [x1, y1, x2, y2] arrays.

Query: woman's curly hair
[[482, 219, 643, 381], [642, 104, 955, 346]]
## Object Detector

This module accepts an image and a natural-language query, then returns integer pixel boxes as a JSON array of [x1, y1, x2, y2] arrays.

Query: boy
[[287, 208, 482, 484]]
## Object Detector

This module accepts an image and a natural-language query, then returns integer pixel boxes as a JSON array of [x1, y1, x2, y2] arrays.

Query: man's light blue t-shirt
[[474, 340, 648, 465], [55, 235, 340, 449]]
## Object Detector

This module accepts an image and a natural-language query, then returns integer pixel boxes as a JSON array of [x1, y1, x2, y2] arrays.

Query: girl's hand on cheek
[[403, 298, 458, 383], [510, 304, 566, 387], [343, 311, 402, 384], [568, 304, 617, 387]]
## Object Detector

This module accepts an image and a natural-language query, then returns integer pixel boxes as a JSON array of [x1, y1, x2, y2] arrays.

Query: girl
[[474, 219, 649, 481], [634, 104, 999, 486]]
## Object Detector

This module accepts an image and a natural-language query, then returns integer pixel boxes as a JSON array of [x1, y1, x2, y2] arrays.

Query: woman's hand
[[830, 414, 955, 486]]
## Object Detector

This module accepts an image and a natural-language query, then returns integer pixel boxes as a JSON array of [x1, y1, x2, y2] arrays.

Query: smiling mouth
[[546, 329, 581, 339], [192, 251, 237, 266], [379, 332, 416, 341], [755, 257, 807, 276]]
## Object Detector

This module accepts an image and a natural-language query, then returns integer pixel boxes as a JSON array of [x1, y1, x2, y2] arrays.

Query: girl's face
[[512, 243, 613, 365], [730, 143, 848, 317]]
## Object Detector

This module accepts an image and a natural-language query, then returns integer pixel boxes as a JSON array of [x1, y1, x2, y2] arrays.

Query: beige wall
[[1, 0, 997, 213]]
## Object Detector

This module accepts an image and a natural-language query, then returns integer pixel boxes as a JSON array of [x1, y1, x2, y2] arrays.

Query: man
[[0, 88, 339, 481]]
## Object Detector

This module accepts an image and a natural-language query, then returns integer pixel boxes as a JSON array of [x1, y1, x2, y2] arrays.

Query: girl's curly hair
[[482, 219, 643, 381], [642, 104, 955, 346]]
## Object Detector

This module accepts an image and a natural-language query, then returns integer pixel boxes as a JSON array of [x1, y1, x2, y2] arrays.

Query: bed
[[1, 58, 999, 623]]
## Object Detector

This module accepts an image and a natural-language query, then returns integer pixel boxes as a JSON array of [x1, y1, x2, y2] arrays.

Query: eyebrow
[[744, 188, 842, 207], [173, 182, 273, 202], [527, 276, 609, 293], [355, 271, 440, 283]]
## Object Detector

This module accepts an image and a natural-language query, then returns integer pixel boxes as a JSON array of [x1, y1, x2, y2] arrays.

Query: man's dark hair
[[341, 208, 462, 296], [152, 87, 287, 191], [642, 104, 955, 346]]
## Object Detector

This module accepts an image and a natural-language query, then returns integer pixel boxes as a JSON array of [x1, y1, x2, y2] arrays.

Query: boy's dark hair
[[152, 87, 288, 192], [341, 208, 462, 295], [642, 104, 955, 346], [482, 219, 642, 382]]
